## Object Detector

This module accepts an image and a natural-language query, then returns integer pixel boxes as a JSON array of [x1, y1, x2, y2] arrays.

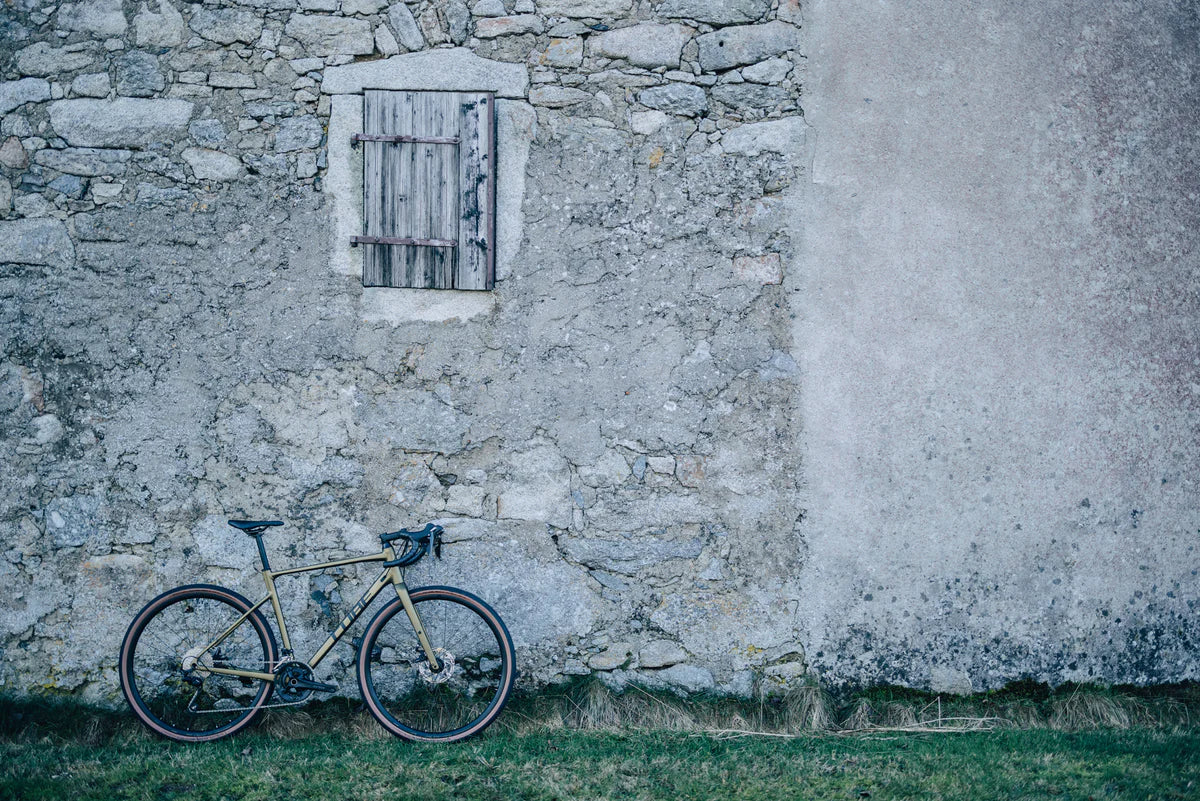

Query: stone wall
[[0, 0, 809, 698], [3, 0, 1198, 702]]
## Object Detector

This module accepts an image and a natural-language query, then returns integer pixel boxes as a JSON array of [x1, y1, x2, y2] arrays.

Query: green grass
[[2, 686, 1198, 801]]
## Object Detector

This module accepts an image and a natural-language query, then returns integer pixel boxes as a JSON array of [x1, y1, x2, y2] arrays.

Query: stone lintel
[[320, 48, 529, 98]]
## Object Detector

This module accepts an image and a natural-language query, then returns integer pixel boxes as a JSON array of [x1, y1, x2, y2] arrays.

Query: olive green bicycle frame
[[197, 544, 440, 683]]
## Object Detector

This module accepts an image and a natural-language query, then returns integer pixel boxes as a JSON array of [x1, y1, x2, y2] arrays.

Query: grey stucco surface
[[796, 0, 1199, 690], [0, 0, 1196, 701]]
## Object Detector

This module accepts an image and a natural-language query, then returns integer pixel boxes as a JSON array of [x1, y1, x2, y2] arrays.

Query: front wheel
[[358, 586, 515, 742], [119, 584, 278, 742]]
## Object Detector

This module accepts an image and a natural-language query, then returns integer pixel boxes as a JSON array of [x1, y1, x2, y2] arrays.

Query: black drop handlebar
[[380, 523, 443, 568]]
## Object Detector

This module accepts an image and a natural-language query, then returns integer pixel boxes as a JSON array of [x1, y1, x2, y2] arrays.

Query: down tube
[[309, 569, 392, 668]]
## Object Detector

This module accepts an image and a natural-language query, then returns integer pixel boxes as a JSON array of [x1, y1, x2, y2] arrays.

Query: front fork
[[391, 567, 441, 672]]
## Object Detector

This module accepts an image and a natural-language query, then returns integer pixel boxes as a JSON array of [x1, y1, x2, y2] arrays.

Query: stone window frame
[[322, 49, 534, 322]]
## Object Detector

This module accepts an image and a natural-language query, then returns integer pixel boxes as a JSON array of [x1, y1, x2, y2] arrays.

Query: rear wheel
[[119, 584, 277, 742], [358, 586, 515, 742]]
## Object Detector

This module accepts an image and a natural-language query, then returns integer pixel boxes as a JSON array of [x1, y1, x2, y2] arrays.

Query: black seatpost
[[252, 533, 271, 571]]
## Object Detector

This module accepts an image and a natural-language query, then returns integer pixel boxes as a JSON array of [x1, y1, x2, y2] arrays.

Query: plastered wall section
[[794, 0, 1200, 691]]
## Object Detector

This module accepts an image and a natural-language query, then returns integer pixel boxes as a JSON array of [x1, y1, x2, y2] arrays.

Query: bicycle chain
[[184, 660, 339, 715]]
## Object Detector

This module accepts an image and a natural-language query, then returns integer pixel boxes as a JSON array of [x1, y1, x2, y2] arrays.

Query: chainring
[[273, 660, 316, 703]]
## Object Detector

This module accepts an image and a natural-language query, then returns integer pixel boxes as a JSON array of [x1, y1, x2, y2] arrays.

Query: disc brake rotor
[[416, 648, 456, 685]]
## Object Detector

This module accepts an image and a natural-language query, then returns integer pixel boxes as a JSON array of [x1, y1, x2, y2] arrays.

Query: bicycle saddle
[[227, 519, 284, 535]]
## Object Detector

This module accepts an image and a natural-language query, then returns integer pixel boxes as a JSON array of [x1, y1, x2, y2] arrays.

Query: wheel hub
[[181, 646, 213, 676], [417, 648, 455, 685]]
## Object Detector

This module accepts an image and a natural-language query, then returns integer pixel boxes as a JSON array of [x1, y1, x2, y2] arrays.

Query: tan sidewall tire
[[357, 586, 515, 743], [119, 584, 277, 743]]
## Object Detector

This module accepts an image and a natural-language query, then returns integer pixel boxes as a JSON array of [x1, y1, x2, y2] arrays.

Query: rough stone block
[[638, 83, 707, 116], [497, 487, 569, 527], [712, 82, 789, 110], [577, 450, 630, 487], [721, 116, 805, 156], [208, 72, 257, 89], [741, 56, 792, 84], [656, 663, 716, 693], [639, 639, 687, 668], [49, 98, 194, 147], [15, 43, 96, 77], [777, 0, 802, 25], [472, 0, 506, 16], [90, 182, 123, 203], [0, 218, 75, 267], [588, 642, 634, 670], [444, 0, 470, 43], [183, 147, 242, 180], [115, 51, 165, 98], [538, 0, 632, 18], [375, 24, 400, 55], [35, 147, 132, 177], [286, 14, 375, 56], [188, 118, 227, 145], [133, 0, 185, 47], [70, 73, 111, 98], [540, 37, 584, 68], [630, 109, 669, 135], [647, 455, 676, 474], [475, 14, 544, 39], [590, 23, 692, 69], [529, 86, 592, 107], [190, 7, 264, 45], [0, 78, 51, 115], [343, 0, 389, 13], [275, 115, 323, 152], [655, 0, 769, 25], [57, 0, 128, 36], [697, 22, 802, 72], [561, 534, 703, 575], [387, 2, 425, 50]]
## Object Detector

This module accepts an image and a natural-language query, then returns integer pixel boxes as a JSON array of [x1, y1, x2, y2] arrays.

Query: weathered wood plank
[[455, 92, 493, 290], [362, 89, 414, 287]]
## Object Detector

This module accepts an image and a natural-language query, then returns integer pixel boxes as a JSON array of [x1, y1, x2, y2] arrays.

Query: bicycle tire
[[357, 586, 515, 742], [119, 584, 278, 743]]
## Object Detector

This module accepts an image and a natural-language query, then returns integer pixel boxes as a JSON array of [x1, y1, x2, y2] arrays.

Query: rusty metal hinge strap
[[352, 133, 461, 145]]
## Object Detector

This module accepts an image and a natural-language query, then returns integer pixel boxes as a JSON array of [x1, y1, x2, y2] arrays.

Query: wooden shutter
[[358, 90, 495, 290]]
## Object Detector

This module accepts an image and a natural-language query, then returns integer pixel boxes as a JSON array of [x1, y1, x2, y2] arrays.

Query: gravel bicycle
[[118, 519, 515, 743]]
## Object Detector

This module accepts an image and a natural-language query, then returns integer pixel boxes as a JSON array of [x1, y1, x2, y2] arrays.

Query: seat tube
[[263, 570, 291, 654]]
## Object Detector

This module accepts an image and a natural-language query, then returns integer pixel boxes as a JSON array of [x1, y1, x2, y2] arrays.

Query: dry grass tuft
[[842, 698, 876, 731], [1050, 688, 1131, 731], [779, 684, 836, 732], [881, 702, 919, 729]]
